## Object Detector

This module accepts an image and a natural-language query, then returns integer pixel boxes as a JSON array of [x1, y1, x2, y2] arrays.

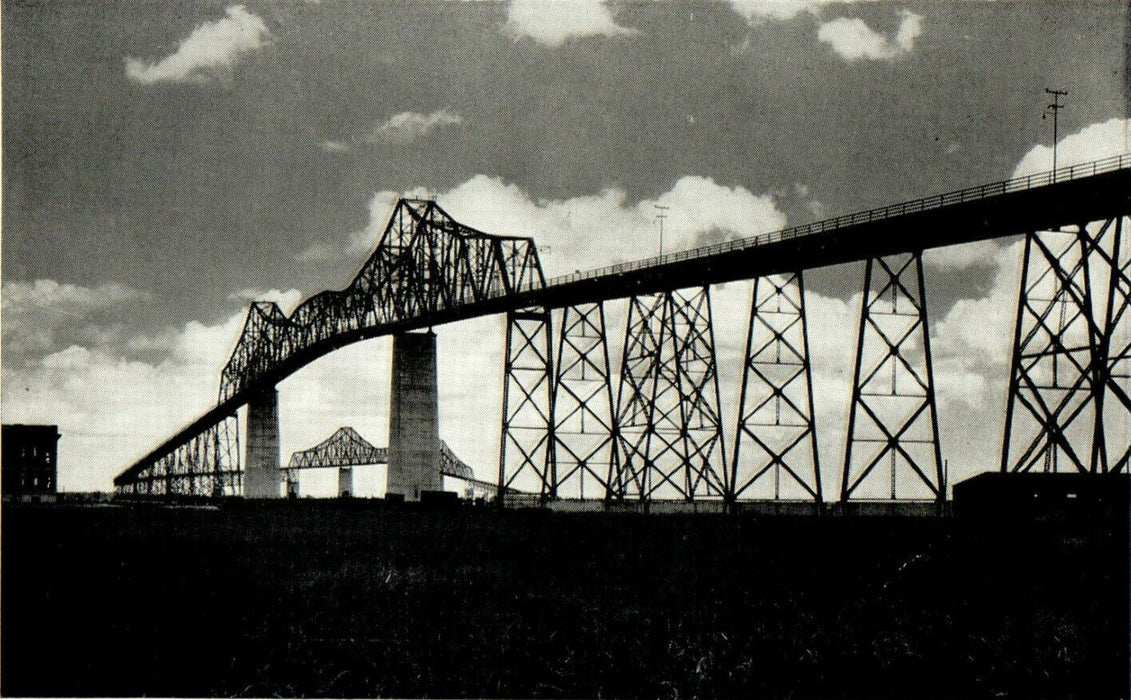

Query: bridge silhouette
[[281, 426, 505, 497], [114, 155, 1131, 504]]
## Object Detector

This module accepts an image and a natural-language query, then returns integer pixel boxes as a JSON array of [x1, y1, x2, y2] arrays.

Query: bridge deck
[[530, 155, 1131, 306], [114, 156, 1131, 486]]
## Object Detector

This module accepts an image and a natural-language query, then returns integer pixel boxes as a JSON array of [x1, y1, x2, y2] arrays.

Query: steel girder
[[549, 303, 620, 500], [220, 199, 544, 402], [281, 426, 476, 488], [287, 427, 386, 469], [115, 414, 241, 497], [1001, 216, 1130, 474], [498, 308, 555, 502], [841, 253, 945, 502], [615, 289, 728, 501], [731, 273, 823, 502]]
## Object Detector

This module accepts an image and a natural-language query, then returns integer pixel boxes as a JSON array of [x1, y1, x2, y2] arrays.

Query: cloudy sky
[[3, 0, 1129, 494]]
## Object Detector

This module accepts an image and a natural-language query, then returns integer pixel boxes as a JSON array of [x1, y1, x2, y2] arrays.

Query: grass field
[[2, 501, 1127, 698]]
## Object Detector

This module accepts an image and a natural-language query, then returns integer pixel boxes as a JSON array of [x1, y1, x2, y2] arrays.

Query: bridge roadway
[[114, 157, 1131, 487]]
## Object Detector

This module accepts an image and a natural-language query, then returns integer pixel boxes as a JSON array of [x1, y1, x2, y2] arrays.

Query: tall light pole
[[1043, 88, 1067, 180], [654, 204, 669, 257]]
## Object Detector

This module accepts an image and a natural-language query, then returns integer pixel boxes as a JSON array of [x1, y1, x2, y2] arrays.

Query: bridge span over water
[[114, 155, 1131, 504]]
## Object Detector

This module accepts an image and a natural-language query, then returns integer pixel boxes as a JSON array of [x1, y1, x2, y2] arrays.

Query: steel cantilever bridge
[[114, 155, 1131, 504]]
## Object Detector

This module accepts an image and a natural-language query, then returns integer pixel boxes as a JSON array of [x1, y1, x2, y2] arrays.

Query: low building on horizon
[[2, 423, 60, 499]]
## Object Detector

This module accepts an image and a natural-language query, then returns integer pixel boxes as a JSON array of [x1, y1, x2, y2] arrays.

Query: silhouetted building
[[954, 472, 1129, 519], [2, 424, 60, 496]]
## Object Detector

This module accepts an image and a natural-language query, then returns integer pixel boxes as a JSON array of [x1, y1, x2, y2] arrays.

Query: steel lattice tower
[[1002, 217, 1130, 473], [498, 308, 555, 501], [550, 303, 620, 500], [731, 273, 823, 502], [841, 253, 944, 502], [123, 413, 240, 497], [615, 289, 728, 501]]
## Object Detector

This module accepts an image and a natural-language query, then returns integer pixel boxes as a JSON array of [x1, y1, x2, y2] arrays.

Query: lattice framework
[[550, 303, 620, 500], [615, 289, 728, 501], [731, 273, 823, 501], [1002, 216, 1130, 473], [119, 415, 241, 497], [118, 199, 542, 494], [220, 199, 544, 401], [498, 308, 555, 500], [841, 253, 944, 502]]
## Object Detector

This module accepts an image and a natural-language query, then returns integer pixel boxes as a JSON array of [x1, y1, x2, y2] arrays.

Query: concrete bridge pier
[[338, 466, 353, 497], [388, 331, 442, 500], [245, 388, 282, 498]]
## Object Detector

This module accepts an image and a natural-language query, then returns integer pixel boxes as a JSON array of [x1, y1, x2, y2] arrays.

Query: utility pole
[[1043, 88, 1067, 179], [654, 204, 669, 257]]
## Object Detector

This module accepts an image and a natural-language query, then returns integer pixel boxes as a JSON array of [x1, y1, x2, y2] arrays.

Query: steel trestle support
[[549, 303, 620, 500], [841, 253, 944, 502], [731, 273, 823, 502], [118, 413, 241, 497], [615, 288, 727, 501], [498, 308, 555, 503], [1001, 217, 1131, 473]]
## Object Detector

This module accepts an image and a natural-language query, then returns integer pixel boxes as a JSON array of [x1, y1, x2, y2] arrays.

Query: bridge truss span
[[280, 426, 480, 496], [219, 199, 545, 402]]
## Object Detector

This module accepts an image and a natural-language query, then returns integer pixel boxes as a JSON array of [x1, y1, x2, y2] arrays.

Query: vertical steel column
[[841, 253, 944, 502], [217, 413, 242, 496], [614, 293, 666, 499], [497, 307, 555, 504], [550, 303, 620, 500], [1093, 216, 1130, 473], [731, 273, 822, 502], [1002, 218, 1130, 474], [1001, 224, 1101, 473], [615, 288, 728, 501]]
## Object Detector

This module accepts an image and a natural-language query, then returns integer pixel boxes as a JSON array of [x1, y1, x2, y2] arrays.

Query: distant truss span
[[284, 426, 475, 481]]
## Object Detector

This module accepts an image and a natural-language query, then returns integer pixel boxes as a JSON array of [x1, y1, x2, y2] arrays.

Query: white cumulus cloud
[[1, 281, 306, 492], [2, 280, 146, 362], [1012, 117, 1131, 178], [301, 174, 788, 278], [125, 5, 270, 85], [426, 173, 787, 277], [3, 279, 142, 318], [2, 312, 245, 490], [366, 109, 463, 145], [503, 0, 637, 47], [817, 9, 922, 61]]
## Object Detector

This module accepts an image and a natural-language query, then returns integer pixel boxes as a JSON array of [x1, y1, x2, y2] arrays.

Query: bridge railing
[[543, 153, 1131, 289]]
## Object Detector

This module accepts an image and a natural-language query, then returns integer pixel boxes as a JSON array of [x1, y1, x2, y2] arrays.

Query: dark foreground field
[[2, 502, 1127, 699]]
